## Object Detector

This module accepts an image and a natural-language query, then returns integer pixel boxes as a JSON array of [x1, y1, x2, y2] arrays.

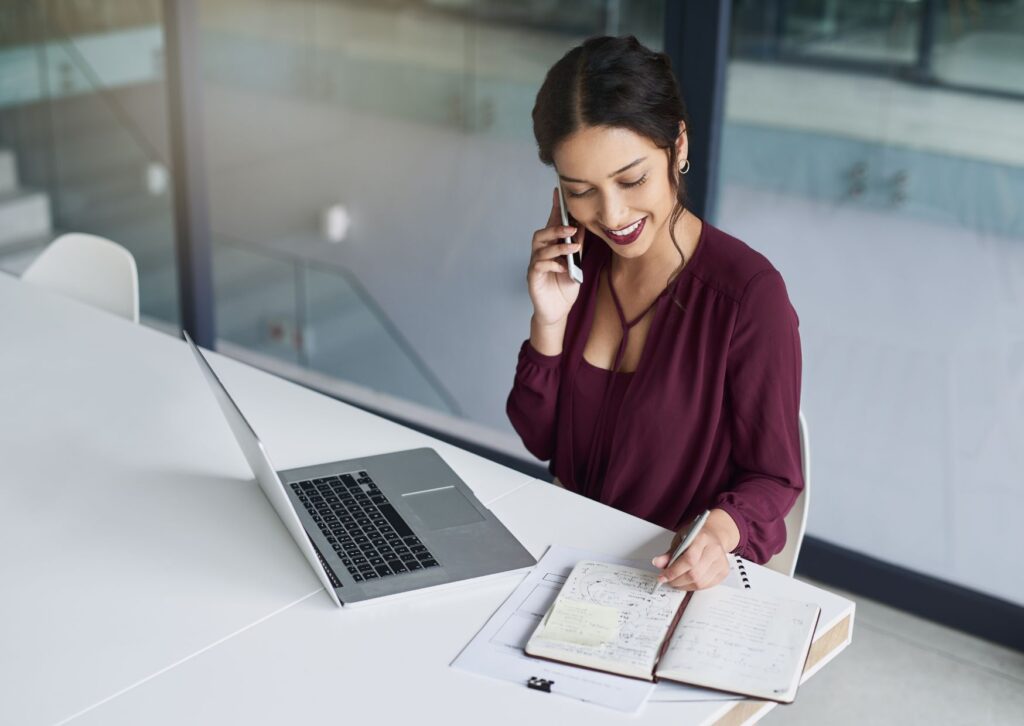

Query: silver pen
[[651, 509, 712, 594]]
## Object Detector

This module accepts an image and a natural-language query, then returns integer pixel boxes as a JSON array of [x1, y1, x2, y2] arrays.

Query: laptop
[[182, 332, 536, 606]]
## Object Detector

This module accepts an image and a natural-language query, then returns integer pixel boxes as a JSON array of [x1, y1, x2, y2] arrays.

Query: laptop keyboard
[[290, 471, 440, 583]]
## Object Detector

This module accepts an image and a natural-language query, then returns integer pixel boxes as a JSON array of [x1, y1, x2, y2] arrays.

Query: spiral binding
[[734, 555, 752, 589]]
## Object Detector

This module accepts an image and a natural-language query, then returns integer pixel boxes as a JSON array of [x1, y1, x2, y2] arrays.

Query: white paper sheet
[[656, 588, 820, 701], [450, 546, 658, 713], [651, 554, 751, 703]]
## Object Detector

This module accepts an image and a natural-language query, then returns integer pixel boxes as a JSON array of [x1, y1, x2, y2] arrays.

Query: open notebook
[[525, 560, 821, 703]]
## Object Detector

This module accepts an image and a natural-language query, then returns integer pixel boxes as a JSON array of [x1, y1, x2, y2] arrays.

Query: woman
[[506, 36, 803, 590]]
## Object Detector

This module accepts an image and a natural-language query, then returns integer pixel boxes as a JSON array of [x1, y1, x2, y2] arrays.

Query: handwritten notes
[[526, 561, 687, 679], [655, 587, 819, 701], [542, 599, 620, 646]]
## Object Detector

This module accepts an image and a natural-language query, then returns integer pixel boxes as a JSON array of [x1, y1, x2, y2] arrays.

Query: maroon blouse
[[506, 221, 803, 564]]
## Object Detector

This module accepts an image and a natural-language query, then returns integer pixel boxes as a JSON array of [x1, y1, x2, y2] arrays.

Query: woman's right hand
[[528, 188, 584, 326]]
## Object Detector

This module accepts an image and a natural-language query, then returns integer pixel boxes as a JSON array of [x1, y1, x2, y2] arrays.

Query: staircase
[[0, 146, 54, 275]]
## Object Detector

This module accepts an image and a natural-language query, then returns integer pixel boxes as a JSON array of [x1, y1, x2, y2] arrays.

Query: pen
[[652, 509, 711, 594]]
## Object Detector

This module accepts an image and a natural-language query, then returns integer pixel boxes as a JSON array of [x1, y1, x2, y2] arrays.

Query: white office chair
[[22, 233, 140, 323], [764, 411, 811, 577]]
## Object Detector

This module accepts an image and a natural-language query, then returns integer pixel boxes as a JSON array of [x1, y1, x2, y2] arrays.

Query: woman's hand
[[651, 510, 740, 590], [528, 188, 584, 328]]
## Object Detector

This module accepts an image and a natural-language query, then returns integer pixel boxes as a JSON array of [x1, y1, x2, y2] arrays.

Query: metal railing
[[215, 234, 464, 417]]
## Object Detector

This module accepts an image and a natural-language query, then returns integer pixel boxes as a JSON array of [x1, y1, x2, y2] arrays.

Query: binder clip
[[527, 676, 554, 693]]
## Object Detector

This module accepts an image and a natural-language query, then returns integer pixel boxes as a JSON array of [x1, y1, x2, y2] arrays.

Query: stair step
[[0, 233, 54, 276], [0, 189, 52, 247], [0, 149, 17, 194]]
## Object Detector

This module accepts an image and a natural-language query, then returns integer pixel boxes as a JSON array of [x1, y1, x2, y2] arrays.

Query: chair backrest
[[764, 411, 811, 577], [22, 233, 139, 323]]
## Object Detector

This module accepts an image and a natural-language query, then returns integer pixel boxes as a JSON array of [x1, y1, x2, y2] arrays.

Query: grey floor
[[763, 580, 1024, 725]]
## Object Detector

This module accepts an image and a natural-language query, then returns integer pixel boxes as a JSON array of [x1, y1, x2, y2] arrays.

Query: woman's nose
[[597, 195, 630, 230]]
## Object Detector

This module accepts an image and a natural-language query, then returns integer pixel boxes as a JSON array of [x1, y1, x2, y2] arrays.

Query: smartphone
[[555, 182, 584, 284]]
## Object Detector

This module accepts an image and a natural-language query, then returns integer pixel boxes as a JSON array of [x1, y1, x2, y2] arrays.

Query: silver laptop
[[183, 332, 535, 606]]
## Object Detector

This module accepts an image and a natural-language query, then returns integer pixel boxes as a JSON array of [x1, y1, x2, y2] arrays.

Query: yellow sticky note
[[542, 598, 620, 646]]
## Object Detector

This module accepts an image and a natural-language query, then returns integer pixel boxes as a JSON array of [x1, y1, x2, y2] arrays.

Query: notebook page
[[542, 598, 621, 646], [526, 561, 686, 679], [655, 587, 820, 702]]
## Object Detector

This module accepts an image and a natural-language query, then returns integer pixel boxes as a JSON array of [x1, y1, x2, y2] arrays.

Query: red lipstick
[[603, 217, 646, 246]]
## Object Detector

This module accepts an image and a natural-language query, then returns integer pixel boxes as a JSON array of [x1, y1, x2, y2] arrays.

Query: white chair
[[22, 233, 140, 323], [764, 411, 811, 577]]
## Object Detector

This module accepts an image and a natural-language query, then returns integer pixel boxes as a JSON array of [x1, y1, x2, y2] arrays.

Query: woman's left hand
[[651, 509, 739, 590]]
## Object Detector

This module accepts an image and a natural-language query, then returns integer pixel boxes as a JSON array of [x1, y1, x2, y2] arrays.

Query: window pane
[[718, 0, 1024, 603], [0, 1, 180, 327], [933, 0, 1024, 95], [198, 0, 664, 431]]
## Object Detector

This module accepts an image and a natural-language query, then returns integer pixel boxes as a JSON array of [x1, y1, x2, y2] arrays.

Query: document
[[451, 545, 755, 712], [450, 546, 659, 713]]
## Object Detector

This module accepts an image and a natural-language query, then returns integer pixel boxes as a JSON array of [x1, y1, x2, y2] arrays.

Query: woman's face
[[553, 124, 685, 261]]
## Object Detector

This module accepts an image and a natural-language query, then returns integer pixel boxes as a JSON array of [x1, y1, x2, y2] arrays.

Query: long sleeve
[[506, 339, 562, 461], [714, 269, 804, 564]]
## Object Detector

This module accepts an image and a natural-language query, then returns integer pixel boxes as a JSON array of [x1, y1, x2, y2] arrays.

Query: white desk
[[0, 275, 851, 725]]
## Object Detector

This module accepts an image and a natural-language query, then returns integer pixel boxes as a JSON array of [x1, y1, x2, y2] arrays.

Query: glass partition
[[932, 0, 1024, 95], [197, 0, 665, 432], [214, 236, 462, 414], [764, 0, 921, 63], [0, 0, 180, 325], [731, 0, 1024, 98], [718, 0, 1024, 603]]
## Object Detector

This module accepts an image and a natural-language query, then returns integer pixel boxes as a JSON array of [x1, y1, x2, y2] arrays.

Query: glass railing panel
[[213, 241, 302, 366], [302, 264, 460, 414], [212, 237, 460, 414]]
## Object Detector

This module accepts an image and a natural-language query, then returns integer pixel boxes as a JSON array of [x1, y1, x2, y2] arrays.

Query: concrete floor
[[764, 580, 1024, 725]]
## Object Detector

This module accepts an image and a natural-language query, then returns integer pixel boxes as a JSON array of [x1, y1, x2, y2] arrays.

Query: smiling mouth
[[603, 217, 646, 245]]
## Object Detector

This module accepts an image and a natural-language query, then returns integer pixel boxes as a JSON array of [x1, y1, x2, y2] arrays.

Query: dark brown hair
[[532, 36, 692, 282]]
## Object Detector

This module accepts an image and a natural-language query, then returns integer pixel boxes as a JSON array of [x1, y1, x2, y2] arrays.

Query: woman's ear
[[675, 121, 688, 166]]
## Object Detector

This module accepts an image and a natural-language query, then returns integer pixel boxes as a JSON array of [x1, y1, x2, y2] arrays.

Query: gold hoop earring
[[679, 159, 690, 175]]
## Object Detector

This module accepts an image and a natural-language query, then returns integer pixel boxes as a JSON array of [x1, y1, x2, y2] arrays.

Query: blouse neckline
[[579, 356, 635, 375], [581, 218, 708, 377], [566, 219, 709, 498]]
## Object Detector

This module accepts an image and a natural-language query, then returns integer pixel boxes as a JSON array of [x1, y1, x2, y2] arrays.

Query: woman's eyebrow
[[559, 157, 647, 184]]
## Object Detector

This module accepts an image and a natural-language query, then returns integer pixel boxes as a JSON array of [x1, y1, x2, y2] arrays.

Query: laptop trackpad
[[404, 487, 484, 531]]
